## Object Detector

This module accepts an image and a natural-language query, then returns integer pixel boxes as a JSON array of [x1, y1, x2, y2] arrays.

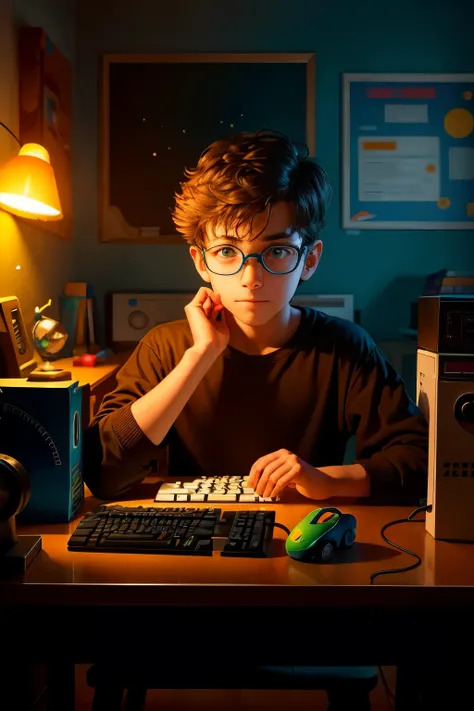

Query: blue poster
[[342, 73, 474, 229]]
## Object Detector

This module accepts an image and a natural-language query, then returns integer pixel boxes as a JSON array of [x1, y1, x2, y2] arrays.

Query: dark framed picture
[[99, 52, 316, 243]]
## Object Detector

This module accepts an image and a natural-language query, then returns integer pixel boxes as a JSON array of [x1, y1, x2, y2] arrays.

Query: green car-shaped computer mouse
[[286, 507, 357, 562]]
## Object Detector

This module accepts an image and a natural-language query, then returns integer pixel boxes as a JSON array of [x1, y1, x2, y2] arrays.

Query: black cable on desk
[[274, 522, 291, 536], [369, 504, 432, 584]]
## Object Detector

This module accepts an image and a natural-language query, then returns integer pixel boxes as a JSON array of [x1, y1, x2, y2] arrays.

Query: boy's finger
[[211, 304, 224, 320], [192, 287, 215, 307]]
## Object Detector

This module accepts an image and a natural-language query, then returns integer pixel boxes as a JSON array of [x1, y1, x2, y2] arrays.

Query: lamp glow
[[0, 143, 62, 220]]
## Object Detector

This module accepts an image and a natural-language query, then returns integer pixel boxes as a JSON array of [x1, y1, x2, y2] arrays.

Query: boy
[[84, 129, 428, 505], [84, 128, 428, 711]]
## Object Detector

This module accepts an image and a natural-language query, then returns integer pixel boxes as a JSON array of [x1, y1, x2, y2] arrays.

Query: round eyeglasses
[[201, 243, 307, 276]]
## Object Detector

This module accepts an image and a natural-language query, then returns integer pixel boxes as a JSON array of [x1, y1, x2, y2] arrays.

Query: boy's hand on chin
[[247, 449, 334, 500], [185, 287, 229, 355]]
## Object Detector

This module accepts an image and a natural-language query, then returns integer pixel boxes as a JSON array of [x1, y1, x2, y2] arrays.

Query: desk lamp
[[0, 121, 62, 220]]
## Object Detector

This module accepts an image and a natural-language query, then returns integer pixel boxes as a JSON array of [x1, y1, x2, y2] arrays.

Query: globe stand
[[27, 360, 72, 382], [25, 299, 72, 382]]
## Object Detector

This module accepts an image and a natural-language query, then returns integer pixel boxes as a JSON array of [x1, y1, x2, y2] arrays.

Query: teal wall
[[1, 0, 75, 330], [74, 0, 474, 343]]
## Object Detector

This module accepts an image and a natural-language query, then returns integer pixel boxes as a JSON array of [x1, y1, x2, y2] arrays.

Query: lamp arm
[[0, 121, 21, 147]]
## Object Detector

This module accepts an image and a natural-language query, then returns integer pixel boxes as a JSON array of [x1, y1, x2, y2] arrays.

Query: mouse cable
[[274, 522, 291, 536], [369, 504, 432, 584]]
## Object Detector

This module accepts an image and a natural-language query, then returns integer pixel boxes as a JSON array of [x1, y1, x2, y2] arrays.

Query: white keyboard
[[154, 476, 280, 503]]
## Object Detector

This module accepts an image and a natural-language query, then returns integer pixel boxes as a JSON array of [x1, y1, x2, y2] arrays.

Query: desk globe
[[27, 299, 71, 381]]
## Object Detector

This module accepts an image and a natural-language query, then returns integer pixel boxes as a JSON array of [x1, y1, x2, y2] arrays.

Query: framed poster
[[99, 53, 316, 244], [342, 73, 474, 230]]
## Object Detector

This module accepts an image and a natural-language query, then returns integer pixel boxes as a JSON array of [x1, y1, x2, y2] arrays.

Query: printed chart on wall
[[342, 73, 474, 229]]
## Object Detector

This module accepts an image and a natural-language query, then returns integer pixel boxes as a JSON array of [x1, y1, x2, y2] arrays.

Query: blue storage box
[[0, 378, 83, 522]]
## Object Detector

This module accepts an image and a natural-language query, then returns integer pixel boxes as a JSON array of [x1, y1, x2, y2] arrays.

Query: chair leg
[[125, 686, 148, 711], [91, 682, 124, 711], [326, 689, 371, 711]]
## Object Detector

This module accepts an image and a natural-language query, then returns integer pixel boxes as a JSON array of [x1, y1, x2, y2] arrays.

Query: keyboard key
[[68, 536, 89, 547]]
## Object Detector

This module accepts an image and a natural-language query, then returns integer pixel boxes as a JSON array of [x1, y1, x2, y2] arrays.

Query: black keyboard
[[221, 510, 275, 557], [67, 505, 276, 558]]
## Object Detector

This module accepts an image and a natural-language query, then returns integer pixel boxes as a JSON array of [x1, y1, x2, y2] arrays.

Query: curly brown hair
[[172, 129, 332, 248]]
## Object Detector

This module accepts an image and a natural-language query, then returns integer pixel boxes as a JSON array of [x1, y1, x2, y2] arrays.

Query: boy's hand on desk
[[247, 449, 334, 500]]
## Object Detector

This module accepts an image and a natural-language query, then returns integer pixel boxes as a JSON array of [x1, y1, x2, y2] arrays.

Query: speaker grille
[[442, 462, 474, 477], [11, 308, 26, 355]]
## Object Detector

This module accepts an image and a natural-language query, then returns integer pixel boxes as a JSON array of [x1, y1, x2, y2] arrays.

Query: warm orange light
[[0, 143, 62, 220]]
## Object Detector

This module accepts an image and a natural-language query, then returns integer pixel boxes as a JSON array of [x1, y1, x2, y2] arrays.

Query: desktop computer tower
[[0, 378, 83, 522], [416, 295, 474, 541]]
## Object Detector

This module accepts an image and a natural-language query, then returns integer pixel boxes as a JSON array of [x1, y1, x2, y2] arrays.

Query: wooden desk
[[53, 353, 129, 422], [3, 485, 474, 709], [4, 485, 474, 658]]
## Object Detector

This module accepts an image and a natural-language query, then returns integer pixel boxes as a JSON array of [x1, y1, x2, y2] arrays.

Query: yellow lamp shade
[[0, 143, 62, 220]]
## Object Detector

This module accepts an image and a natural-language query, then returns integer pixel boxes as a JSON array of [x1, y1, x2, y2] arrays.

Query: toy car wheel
[[341, 529, 356, 548], [320, 541, 334, 561]]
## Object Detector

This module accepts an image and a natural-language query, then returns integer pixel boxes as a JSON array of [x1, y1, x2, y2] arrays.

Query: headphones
[[0, 454, 30, 524]]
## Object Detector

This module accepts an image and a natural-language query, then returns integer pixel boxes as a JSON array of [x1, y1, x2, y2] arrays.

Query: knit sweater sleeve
[[83, 341, 167, 499], [346, 344, 428, 504]]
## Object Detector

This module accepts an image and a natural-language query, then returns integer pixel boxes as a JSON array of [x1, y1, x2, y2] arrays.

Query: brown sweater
[[83, 307, 428, 504]]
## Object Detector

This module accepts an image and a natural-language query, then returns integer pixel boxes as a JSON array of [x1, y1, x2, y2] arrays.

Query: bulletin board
[[99, 53, 316, 244], [342, 73, 474, 230]]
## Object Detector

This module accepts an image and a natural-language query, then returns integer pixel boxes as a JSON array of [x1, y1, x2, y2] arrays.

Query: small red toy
[[72, 353, 97, 367]]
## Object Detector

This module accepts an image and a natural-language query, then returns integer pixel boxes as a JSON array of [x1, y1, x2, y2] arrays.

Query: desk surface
[[53, 353, 128, 389], [6, 483, 474, 611]]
